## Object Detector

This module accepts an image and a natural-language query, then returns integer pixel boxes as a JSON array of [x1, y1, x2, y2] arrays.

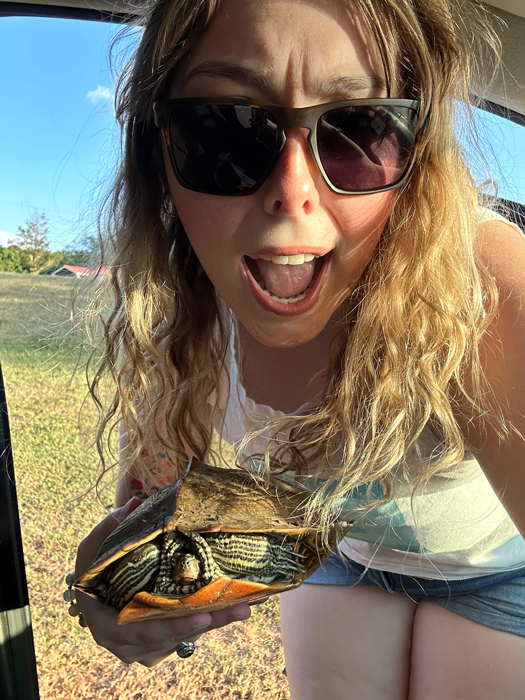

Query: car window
[[463, 105, 525, 205]]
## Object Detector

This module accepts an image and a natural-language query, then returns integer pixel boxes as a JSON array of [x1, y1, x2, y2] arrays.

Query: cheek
[[163, 149, 252, 254], [332, 192, 394, 277], [166, 166, 230, 250], [336, 191, 394, 243]]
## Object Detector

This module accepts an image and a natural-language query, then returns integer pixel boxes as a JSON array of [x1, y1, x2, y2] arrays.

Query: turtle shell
[[75, 458, 350, 624]]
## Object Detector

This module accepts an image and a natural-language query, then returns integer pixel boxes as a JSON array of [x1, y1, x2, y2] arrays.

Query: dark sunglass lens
[[317, 105, 417, 192], [167, 104, 278, 194]]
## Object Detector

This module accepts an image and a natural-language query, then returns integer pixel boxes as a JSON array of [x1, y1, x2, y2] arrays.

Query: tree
[[70, 233, 101, 265], [43, 233, 102, 274], [0, 245, 25, 273], [9, 213, 60, 274]]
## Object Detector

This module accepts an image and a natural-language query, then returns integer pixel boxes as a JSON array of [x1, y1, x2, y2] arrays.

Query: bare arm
[[115, 403, 214, 506], [115, 422, 178, 506], [456, 218, 525, 538]]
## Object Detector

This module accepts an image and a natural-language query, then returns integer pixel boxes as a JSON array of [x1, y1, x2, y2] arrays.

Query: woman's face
[[165, 0, 396, 348]]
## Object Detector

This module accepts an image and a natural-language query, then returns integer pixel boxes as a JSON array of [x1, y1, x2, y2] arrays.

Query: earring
[[162, 192, 177, 218]]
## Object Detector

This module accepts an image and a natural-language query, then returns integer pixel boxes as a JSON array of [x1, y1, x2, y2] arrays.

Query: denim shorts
[[305, 551, 525, 637]]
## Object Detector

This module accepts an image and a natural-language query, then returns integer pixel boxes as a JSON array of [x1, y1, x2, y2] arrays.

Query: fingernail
[[235, 614, 251, 623], [233, 609, 251, 621]]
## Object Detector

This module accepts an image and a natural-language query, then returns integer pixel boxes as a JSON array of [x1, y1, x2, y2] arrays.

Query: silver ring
[[175, 641, 195, 659]]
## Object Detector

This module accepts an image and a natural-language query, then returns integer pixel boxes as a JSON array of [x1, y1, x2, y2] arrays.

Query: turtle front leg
[[104, 541, 162, 609]]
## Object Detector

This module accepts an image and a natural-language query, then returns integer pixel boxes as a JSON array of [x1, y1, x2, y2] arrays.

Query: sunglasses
[[152, 98, 420, 197]]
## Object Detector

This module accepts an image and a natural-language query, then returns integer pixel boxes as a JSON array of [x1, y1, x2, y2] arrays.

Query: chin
[[240, 315, 331, 349]]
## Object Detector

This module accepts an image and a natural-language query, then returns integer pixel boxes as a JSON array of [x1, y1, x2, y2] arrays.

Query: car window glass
[[458, 104, 525, 205]]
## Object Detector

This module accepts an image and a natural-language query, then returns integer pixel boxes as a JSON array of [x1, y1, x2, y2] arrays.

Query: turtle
[[74, 458, 351, 624]]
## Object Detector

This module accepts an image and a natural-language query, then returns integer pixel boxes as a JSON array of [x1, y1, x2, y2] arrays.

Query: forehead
[[173, 0, 388, 101]]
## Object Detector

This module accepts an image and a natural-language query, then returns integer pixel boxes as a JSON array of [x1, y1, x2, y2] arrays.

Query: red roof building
[[51, 265, 111, 277]]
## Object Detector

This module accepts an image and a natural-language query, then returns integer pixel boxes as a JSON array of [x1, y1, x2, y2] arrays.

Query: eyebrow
[[183, 61, 386, 101]]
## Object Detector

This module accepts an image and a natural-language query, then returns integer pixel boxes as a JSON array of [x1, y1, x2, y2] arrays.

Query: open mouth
[[243, 252, 327, 305]]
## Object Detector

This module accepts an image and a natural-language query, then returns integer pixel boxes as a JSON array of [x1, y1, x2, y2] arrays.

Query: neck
[[237, 318, 343, 413]]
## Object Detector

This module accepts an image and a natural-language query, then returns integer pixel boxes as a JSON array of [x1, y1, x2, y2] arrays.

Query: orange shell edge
[[116, 576, 294, 624]]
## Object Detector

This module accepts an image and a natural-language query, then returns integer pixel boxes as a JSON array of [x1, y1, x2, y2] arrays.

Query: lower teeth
[[263, 289, 308, 304]]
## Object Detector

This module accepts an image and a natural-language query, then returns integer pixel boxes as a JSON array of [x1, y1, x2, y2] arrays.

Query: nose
[[262, 128, 321, 216]]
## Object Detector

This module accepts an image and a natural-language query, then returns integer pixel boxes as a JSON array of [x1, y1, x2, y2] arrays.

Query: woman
[[72, 0, 525, 697]]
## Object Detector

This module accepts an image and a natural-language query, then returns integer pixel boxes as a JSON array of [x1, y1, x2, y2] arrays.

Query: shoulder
[[474, 214, 525, 307], [474, 216, 525, 369], [453, 214, 524, 445], [473, 213, 525, 393]]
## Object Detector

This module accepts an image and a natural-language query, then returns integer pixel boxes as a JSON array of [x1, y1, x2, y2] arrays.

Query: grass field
[[0, 272, 290, 700]]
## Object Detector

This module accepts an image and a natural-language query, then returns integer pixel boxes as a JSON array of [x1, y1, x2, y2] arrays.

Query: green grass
[[0, 273, 289, 700]]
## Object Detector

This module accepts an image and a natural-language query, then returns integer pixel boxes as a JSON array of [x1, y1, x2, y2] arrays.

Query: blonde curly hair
[[88, 0, 509, 536]]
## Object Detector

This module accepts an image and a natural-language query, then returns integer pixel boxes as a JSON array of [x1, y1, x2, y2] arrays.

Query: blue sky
[[0, 16, 524, 252], [0, 17, 129, 250]]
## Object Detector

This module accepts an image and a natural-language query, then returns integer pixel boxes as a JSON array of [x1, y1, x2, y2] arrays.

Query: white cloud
[[0, 230, 16, 247], [86, 85, 112, 104]]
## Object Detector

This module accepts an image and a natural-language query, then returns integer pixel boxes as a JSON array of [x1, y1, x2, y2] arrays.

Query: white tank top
[[212, 209, 525, 580]]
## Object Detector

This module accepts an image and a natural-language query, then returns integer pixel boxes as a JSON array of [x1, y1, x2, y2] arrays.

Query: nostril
[[263, 140, 321, 215]]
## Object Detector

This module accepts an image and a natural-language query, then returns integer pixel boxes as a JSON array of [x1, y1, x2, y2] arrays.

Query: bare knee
[[280, 584, 417, 700]]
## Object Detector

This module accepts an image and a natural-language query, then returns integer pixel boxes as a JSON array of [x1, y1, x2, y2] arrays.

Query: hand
[[75, 497, 252, 667]]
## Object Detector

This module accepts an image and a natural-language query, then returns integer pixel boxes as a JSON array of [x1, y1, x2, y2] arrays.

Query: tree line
[[0, 213, 99, 275]]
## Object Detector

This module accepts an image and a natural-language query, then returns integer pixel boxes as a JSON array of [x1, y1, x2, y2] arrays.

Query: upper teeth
[[259, 253, 318, 265]]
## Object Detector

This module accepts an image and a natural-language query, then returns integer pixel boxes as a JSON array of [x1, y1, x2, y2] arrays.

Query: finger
[[108, 604, 250, 645], [80, 594, 213, 648], [137, 640, 201, 668], [206, 604, 252, 631], [74, 591, 121, 640], [248, 597, 269, 606], [121, 604, 251, 646], [75, 497, 143, 577], [74, 592, 210, 663], [93, 611, 208, 666], [76, 595, 251, 666], [115, 633, 203, 666], [129, 614, 213, 648], [134, 606, 253, 666]]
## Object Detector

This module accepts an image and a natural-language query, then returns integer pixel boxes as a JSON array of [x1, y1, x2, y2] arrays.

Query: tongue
[[254, 258, 317, 298]]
